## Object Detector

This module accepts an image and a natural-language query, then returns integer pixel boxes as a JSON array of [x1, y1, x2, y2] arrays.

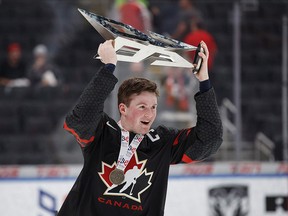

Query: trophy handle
[[192, 43, 205, 74]]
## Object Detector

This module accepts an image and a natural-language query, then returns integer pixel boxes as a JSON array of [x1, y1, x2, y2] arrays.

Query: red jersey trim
[[63, 121, 95, 147], [181, 154, 196, 163], [173, 130, 184, 146]]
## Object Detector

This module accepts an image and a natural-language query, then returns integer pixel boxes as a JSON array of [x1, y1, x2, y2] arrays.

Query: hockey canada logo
[[98, 153, 153, 203]]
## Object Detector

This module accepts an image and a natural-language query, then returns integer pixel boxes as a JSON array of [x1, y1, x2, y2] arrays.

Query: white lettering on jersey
[[147, 129, 160, 142]]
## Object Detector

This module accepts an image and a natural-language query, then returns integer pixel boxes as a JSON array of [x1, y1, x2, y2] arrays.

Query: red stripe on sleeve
[[181, 154, 197, 163], [63, 121, 95, 147], [173, 130, 183, 146]]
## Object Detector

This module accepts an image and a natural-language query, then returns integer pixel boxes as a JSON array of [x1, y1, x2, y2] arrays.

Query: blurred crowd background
[[0, 0, 287, 164]]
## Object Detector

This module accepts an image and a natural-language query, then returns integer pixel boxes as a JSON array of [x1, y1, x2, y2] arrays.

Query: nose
[[144, 109, 154, 118]]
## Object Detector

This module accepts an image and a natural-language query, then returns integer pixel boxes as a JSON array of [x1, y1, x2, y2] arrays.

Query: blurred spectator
[[157, 1, 202, 113], [27, 44, 62, 87], [164, 68, 191, 111], [184, 17, 217, 70], [119, 0, 152, 32], [148, 0, 179, 35], [0, 43, 29, 87], [118, 0, 153, 74], [172, 0, 202, 41], [107, 0, 120, 21]]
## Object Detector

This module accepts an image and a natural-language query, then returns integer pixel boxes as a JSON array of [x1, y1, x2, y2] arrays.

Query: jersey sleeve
[[63, 65, 118, 147], [170, 88, 223, 164]]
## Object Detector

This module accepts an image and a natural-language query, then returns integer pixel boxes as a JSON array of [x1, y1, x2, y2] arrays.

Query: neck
[[118, 120, 129, 132]]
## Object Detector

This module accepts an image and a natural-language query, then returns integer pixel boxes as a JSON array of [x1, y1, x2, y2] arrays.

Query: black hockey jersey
[[57, 65, 222, 216]]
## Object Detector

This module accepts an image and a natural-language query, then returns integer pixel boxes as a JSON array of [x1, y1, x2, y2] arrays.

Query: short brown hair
[[118, 77, 159, 106]]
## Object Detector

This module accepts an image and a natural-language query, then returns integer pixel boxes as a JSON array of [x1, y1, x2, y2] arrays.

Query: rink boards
[[0, 162, 287, 216]]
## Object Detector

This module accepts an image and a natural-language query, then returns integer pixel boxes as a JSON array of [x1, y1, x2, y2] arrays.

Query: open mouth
[[141, 121, 150, 126]]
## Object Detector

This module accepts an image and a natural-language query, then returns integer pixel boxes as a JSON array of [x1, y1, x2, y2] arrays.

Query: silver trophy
[[78, 8, 201, 70]]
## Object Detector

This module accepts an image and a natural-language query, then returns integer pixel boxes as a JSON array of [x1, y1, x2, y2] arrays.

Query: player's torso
[[80, 121, 172, 215]]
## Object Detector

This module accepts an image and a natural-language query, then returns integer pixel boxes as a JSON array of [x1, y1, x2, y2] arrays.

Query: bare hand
[[97, 40, 117, 65], [194, 41, 209, 82]]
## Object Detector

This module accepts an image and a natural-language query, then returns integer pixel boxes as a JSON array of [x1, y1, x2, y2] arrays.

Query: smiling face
[[117, 77, 159, 134], [119, 91, 158, 134]]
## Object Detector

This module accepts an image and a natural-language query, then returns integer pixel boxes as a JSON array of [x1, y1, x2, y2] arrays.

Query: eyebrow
[[136, 103, 158, 106]]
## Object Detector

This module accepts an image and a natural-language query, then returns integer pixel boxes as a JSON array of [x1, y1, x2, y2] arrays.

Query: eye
[[152, 105, 157, 110], [139, 105, 146, 109]]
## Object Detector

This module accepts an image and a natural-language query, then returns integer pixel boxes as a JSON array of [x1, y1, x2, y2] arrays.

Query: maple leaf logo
[[98, 153, 153, 203]]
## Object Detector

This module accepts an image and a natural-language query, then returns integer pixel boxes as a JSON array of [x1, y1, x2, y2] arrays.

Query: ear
[[119, 103, 126, 115]]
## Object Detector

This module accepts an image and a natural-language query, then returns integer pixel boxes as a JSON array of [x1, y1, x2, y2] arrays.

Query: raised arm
[[170, 41, 223, 163], [64, 40, 118, 147]]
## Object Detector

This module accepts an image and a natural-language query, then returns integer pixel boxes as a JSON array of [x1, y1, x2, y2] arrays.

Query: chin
[[142, 128, 151, 135], [135, 128, 150, 135]]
